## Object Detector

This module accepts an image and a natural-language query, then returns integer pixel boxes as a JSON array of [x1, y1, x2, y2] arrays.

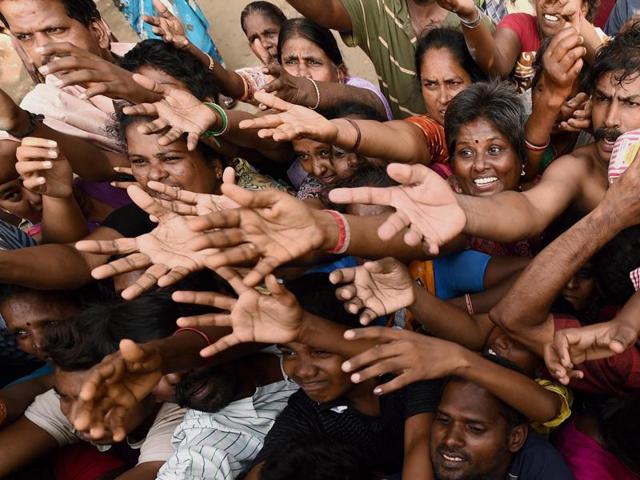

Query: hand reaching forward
[[144, 0, 190, 50], [341, 327, 466, 395], [544, 320, 639, 385], [15, 137, 73, 198], [329, 257, 416, 325], [146, 167, 239, 216], [330, 163, 466, 255], [186, 184, 327, 287], [173, 268, 304, 357], [72, 339, 163, 442], [122, 74, 218, 151], [75, 185, 217, 299], [238, 91, 338, 144]]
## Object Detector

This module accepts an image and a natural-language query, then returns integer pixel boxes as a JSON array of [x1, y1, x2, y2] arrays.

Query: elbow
[[488, 303, 518, 333]]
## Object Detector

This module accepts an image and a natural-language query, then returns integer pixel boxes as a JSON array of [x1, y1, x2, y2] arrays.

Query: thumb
[[222, 166, 236, 185], [132, 73, 168, 96], [119, 339, 146, 362]]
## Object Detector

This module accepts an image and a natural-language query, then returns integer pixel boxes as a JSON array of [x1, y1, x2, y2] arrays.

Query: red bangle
[[465, 294, 474, 315], [524, 137, 550, 152], [324, 209, 351, 254], [345, 118, 362, 152], [173, 327, 212, 346]]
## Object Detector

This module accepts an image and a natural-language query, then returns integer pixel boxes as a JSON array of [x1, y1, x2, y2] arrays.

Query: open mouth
[[438, 450, 469, 467], [473, 176, 498, 187], [543, 13, 561, 23]]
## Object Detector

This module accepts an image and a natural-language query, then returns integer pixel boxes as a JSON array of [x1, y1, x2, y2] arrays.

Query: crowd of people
[[0, 0, 638, 478]]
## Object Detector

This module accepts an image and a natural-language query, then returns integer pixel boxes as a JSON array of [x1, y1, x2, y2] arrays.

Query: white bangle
[[459, 6, 482, 29], [308, 78, 321, 110]]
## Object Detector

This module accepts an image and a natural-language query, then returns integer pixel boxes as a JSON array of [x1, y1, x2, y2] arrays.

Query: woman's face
[[293, 138, 360, 185], [419, 47, 472, 126], [452, 118, 521, 197], [561, 265, 596, 312], [243, 12, 281, 64], [280, 342, 352, 404], [280, 35, 343, 82], [535, 0, 587, 38], [125, 125, 221, 197]]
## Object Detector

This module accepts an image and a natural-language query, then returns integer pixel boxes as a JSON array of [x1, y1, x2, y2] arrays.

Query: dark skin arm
[[0, 417, 59, 477], [284, 0, 353, 31], [403, 413, 435, 480], [0, 375, 53, 427]]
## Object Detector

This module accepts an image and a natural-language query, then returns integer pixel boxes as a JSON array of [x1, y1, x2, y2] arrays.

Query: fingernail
[[342, 361, 351, 371], [42, 161, 53, 169], [48, 150, 58, 158], [47, 140, 57, 148], [35, 47, 45, 53], [344, 330, 355, 339], [374, 387, 382, 395], [37, 177, 46, 185], [38, 66, 49, 75]]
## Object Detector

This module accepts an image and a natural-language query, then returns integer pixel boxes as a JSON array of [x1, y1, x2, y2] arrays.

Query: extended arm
[[285, 0, 353, 31], [0, 375, 53, 428], [0, 417, 59, 477]]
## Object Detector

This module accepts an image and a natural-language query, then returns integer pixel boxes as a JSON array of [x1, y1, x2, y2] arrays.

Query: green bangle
[[202, 102, 229, 137]]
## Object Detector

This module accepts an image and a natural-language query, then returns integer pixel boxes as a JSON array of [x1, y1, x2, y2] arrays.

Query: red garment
[[498, 13, 541, 52], [594, 0, 616, 28], [404, 116, 449, 167], [53, 443, 125, 480], [553, 315, 640, 396]]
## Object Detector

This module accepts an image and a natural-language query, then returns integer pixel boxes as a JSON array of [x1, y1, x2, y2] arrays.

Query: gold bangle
[[204, 52, 215, 73]]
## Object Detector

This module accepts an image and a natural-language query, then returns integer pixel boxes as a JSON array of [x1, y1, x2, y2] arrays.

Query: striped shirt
[[156, 379, 298, 480]]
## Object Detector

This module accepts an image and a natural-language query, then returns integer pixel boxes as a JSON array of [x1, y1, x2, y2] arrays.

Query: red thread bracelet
[[173, 327, 212, 346], [324, 209, 351, 254]]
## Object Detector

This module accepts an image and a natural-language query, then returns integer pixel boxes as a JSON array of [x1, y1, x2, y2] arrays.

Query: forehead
[[597, 71, 640, 96], [292, 138, 331, 152], [456, 118, 508, 143], [1, 0, 74, 30], [0, 292, 74, 327], [439, 380, 503, 423], [420, 47, 466, 79], [243, 12, 280, 34], [282, 36, 327, 57]]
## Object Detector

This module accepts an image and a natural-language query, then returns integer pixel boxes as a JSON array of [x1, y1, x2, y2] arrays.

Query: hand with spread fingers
[[544, 320, 639, 385], [261, 64, 319, 108], [185, 183, 327, 287], [37, 42, 159, 103], [143, 0, 190, 50], [72, 339, 163, 443], [75, 185, 217, 300], [329, 163, 466, 255], [15, 137, 73, 198], [146, 167, 239, 216], [173, 268, 304, 357], [111, 166, 138, 190], [122, 74, 219, 151], [540, 25, 586, 101], [329, 257, 416, 325], [341, 327, 466, 395], [238, 90, 338, 144]]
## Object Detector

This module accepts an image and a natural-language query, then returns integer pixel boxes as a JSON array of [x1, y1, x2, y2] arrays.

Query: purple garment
[[346, 76, 394, 120], [74, 178, 132, 209]]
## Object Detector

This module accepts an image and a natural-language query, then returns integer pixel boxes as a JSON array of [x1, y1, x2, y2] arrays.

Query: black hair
[[582, 0, 600, 22], [415, 28, 488, 84], [587, 21, 640, 95], [174, 363, 237, 412], [119, 39, 220, 103], [592, 225, 640, 306], [599, 397, 640, 474], [259, 435, 372, 480], [240, 1, 287, 34], [447, 353, 528, 431], [45, 273, 225, 371], [320, 101, 388, 123], [444, 81, 527, 166], [276, 18, 344, 67], [0, 0, 101, 28], [284, 273, 361, 329], [333, 165, 397, 190], [0, 283, 110, 312]]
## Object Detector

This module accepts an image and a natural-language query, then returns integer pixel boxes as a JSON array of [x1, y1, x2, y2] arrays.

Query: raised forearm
[[40, 195, 89, 244], [284, 0, 353, 31], [491, 205, 625, 329], [298, 312, 378, 357], [304, 81, 387, 118], [402, 413, 435, 480], [457, 349, 561, 423], [185, 43, 246, 99], [460, 15, 514, 77], [0, 375, 53, 427], [332, 119, 432, 165]]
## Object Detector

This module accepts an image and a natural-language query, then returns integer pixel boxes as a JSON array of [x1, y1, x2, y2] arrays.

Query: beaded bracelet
[[202, 102, 229, 137], [324, 209, 351, 254]]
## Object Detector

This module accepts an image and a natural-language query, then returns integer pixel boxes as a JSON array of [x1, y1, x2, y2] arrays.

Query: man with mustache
[[431, 376, 572, 480]]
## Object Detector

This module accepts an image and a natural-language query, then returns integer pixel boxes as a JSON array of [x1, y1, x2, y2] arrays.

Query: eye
[[46, 27, 65, 35], [2, 189, 21, 202], [309, 59, 323, 66], [436, 414, 450, 425], [457, 148, 474, 159], [594, 94, 608, 103], [423, 81, 437, 90], [130, 158, 148, 166], [14, 33, 32, 41], [284, 58, 298, 65], [318, 149, 332, 159], [468, 425, 486, 435], [624, 99, 640, 107], [163, 156, 182, 164], [296, 153, 310, 162], [488, 145, 503, 155], [279, 349, 296, 358]]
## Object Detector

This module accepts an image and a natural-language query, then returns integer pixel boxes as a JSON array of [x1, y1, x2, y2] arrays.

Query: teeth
[[473, 176, 498, 185], [544, 13, 559, 21], [443, 454, 463, 462]]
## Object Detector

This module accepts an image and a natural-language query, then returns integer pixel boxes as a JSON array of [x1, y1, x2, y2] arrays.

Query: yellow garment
[[530, 378, 573, 435]]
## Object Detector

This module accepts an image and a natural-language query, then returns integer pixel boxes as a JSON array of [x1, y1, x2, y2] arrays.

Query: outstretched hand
[[341, 327, 465, 395], [185, 184, 326, 287], [144, 0, 190, 50], [72, 339, 163, 442], [544, 320, 639, 385], [330, 163, 466, 255], [75, 185, 217, 299], [122, 74, 217, 151], [15, 137, 73, 198], [173, 268, 304, 357], [329, 257, 416, 325], [238, 91, 338, 144]]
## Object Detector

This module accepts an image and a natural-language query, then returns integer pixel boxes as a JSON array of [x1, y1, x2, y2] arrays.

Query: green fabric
[[340, 0, 493, 119]]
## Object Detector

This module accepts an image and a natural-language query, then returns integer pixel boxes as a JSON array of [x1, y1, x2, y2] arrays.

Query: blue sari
[[115, 0, 224, 64]]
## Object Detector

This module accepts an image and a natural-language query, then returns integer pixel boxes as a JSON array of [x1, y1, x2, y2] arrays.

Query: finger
[[372, 372, 415, 396], [19, 137, 58, 149], [329, 267, 356, 285], [16, 145, 58, 162], [199, 335, 241, 358], [121, 263, 170, 300], [176, 313, 231, 328], [131, 73, 169, 95], [16, 161, 53, 175], [84, 82, 113, 100], [341, 341, 404, 373], [262, 78, 283, 94], [128, 185, 169, 219], [238, 114, 285, 131], [187, 228, 247, 252], [22, 177, 47, 191], [349, 357, 405, 384], [342, 326, 399, 345], [202, 245, 261, 277], [122, 103, 159, 117], [253, 90, 295, 112], [345, 297, 364, 314], [186, 132, 200, 152], [172, 290, 237, 310], [214, 266, 251, 294], [143, 14, 162, 27], [146, 182, 197, 205], [336, 284, 357, 302], [35, 42, 78, 58], [378, 211, 411, 242], [359, 308, 379, 326], [91, 252, 150, 280], [158, 127, 186, 147], [111, 181, 138, 190], [138, 117, 171, 135], [243, 256, 282, 287], [75, 237, 138, 255], [222, 167, 236, 185], [158, 265, 192, 288]]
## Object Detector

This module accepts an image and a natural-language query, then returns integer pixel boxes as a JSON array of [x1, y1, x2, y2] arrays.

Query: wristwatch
[[8, 111, 45, 139]]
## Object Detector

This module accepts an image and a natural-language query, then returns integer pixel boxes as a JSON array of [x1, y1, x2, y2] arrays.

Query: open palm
[[330, 257, 415, 325], [330, 163, 466, 255]]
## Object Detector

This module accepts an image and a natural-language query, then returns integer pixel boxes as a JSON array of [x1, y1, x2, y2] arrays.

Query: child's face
[[0, 140, 42, 223], [279, 342, 352, 404], [561, 266, 596, 312]]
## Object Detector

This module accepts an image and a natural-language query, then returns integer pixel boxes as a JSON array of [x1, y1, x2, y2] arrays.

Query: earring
[[521, 165, 526, 177]]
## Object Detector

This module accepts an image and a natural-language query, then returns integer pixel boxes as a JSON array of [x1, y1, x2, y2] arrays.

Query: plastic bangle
[[173, 327, 212, 346], [459, 6, 482, 28], [202, 102, 229, 137], [524, 137, 550, 152], [204, 52, 216, 72], [308, 78, 321, 110], [324, 209, 351, 254], [345, 118, 362, 152], [465, 294, 474, 315]]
